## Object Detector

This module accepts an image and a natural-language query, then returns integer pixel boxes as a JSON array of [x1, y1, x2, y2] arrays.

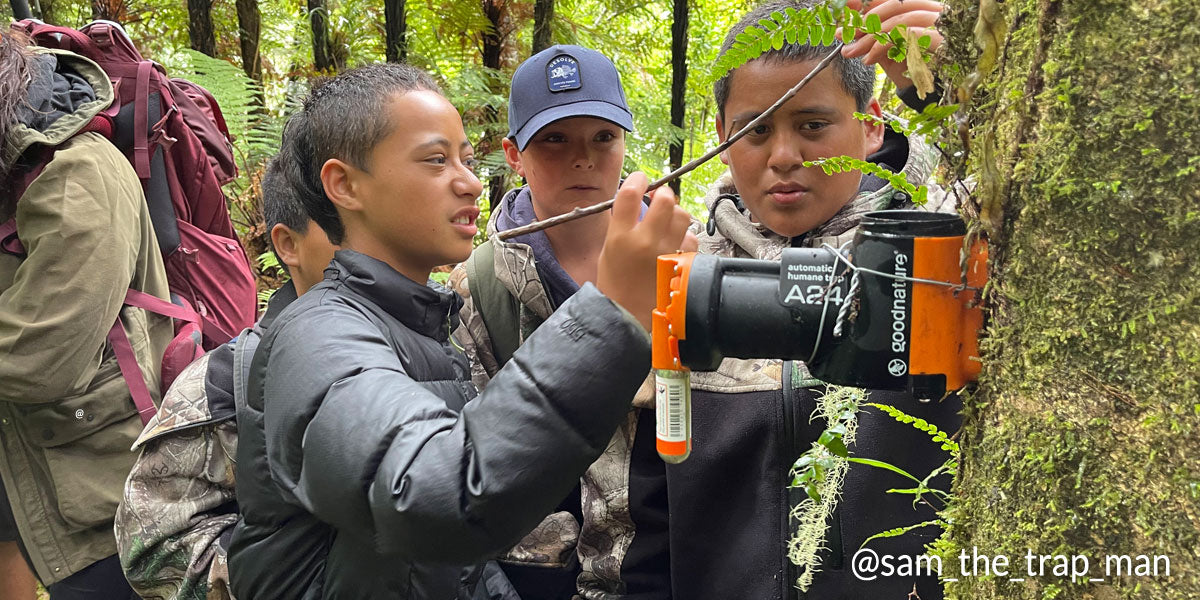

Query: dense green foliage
[[3, 0, 762, 218]]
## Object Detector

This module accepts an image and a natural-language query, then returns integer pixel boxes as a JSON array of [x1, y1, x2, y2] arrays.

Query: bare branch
[[496, 43, 844, 241]]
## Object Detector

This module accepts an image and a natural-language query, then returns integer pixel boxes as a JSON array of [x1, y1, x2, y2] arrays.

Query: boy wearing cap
[[450, 45, 693, 600]]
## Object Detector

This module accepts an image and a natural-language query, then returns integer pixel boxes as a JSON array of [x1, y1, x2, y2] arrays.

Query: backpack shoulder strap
[[0, 219, 23, 257], [232, 326, 259, 413], [465, 239, 523, 369]]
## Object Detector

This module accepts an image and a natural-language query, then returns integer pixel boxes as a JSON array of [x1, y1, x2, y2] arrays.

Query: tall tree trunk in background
[[480, 0, 508, 213], [308, 0, 333, 72], [36, 0, 61, 24], [38, 0, 58, 24], [532, 0, 554, 54], [91, 0, 126, 22], [667, 0, 688, 195], [384, 0, 407, 63], [236, 0, 262, 82], [186, 0, 216, 57], [9, 0, 33, 20], [941, 0, 1200, 598]]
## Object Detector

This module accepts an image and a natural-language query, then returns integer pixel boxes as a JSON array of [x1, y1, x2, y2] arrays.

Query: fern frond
[[860, 520, 946, 549], [803, 156, 928, 205], [711, 2, 922, 82], [867, 402, 960, 453]]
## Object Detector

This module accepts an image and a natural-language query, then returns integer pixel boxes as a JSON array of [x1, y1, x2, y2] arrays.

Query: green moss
[[940, 0, 1200, 598]]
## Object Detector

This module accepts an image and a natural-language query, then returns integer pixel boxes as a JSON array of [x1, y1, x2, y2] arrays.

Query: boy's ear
[[320, 158, 364, 212], [714, 114, 730, 166], [502, 138, 525, 178], [270, 223, 301, 272], [862, 98, 886, 156]]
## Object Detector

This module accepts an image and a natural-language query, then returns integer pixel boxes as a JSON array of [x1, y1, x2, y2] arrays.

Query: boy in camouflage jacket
[[114, 150, 335, 600]]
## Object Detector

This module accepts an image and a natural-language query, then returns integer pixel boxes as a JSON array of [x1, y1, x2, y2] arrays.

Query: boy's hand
[[840, 0, 944, 90], [597, 172, 692, 331]]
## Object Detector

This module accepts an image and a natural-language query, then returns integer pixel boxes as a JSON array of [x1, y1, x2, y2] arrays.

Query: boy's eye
[[749, 124, 771, 136], [541, 133, 566, 143], [595, 131, 616, 142]]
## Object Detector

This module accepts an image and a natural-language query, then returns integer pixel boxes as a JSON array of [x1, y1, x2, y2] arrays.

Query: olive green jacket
[[0, 48, 173, 585]]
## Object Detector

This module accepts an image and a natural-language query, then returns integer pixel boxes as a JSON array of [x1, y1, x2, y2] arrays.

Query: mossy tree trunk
[[941, 0, 1200, 598]]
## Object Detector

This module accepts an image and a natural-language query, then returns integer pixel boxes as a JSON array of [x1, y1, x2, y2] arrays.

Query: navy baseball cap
[[507, 45, 633, 150]]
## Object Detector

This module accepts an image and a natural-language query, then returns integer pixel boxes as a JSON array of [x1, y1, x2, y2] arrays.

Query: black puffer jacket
[[229, 250, 651, 599]]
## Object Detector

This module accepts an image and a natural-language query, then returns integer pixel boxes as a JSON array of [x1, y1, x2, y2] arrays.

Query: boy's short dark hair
[[287, 63, 441, 245], [262, 147, 309, 274], [262, 155, 308, 236], [713, 0, 875, 118]]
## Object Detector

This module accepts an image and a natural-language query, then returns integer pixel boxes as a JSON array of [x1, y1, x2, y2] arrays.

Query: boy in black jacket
[[116, 148, 336, 600], [228, 63, 691, 599]]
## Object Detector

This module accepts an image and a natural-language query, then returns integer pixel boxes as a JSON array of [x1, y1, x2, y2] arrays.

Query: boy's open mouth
[[451, 207, 480, 233]]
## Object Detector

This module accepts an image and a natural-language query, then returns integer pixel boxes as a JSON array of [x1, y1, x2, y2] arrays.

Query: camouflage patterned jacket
[[449, 191, 658, 600], [115, 282, 298, 600], [116, 347, 238, 600]]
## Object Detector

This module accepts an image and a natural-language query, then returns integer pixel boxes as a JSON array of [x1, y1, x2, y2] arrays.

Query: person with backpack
[[114, 147, 337, 600], [227, 62, 692, 599], [0, 28, 173, 600], [448, 44, 695, 600]]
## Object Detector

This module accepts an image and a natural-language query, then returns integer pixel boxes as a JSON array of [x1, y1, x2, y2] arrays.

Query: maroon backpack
[[2, 20, 257, 424]]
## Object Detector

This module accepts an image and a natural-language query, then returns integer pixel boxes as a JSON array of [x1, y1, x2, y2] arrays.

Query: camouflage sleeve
[[115, 356, 238, 600], [576, 410, 644, 600], [449, 262, 501, 391]]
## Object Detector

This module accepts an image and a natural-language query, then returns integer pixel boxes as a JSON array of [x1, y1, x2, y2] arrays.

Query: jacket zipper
[[781, 360, 801, 600]]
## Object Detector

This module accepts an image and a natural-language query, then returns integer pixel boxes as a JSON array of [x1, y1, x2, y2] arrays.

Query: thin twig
[[496, 43, 845, 241]]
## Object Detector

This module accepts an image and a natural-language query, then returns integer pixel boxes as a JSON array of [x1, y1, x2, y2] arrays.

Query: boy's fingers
[[680, 230, 700, 253], [876, 10, 941, 33], [860, 27, 941, 66], [668, 209, 693, 249], [612, 172, 648, 231], [639, 185, 678, 235], [863, 0, 944, 23]]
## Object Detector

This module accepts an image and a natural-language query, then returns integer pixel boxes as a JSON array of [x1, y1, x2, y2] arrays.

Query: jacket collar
[[259, 280, 299, 331], [328, 249, 462, 341], [3, 48, 113, 167]]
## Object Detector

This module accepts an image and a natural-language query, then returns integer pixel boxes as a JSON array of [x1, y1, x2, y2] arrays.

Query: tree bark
[[532, 0, 554, 54], [480, 0, 509, 213], [942, 0, 1200, 598], [235, 0, 262, 82], [186, 0, 216, 57], [668, 0, 688, 195], [384, 0, 407, 63], [309, 0, 333, 72]]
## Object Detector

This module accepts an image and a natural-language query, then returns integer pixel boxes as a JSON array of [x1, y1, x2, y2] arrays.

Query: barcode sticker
[[656, 372, 689, 443]]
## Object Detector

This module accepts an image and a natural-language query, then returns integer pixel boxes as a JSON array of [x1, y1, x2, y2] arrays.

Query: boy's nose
[[456, 168, 484, 197], [572, 146, 595, 170], [766, 135, 805, 173]]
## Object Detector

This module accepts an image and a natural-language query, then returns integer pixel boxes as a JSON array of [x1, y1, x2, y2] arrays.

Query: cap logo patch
[[547, 55, 582, 92]]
